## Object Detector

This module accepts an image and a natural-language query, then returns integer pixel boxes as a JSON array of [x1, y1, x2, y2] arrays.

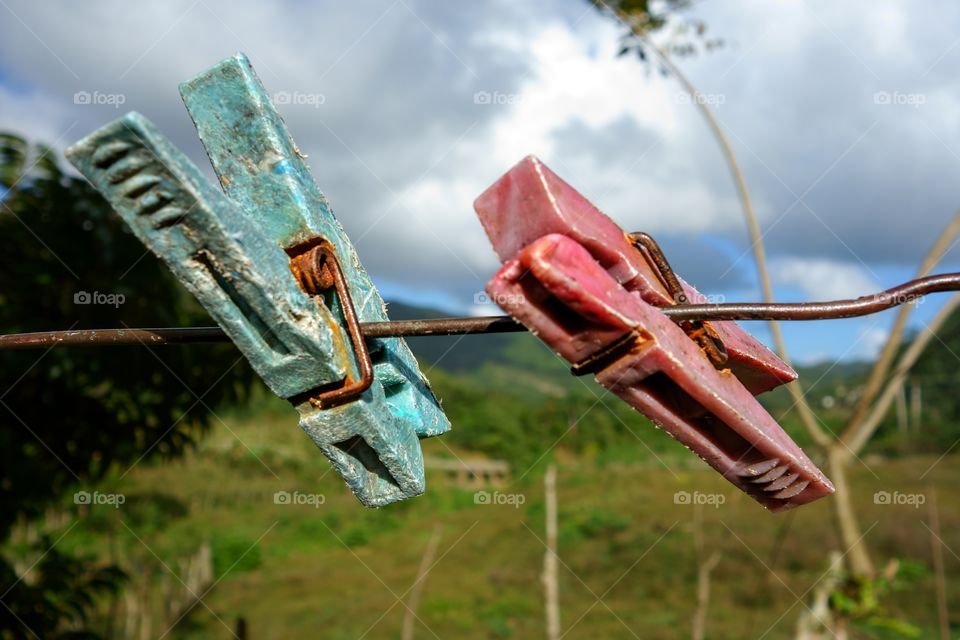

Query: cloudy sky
[[2, 0, 959, 365]]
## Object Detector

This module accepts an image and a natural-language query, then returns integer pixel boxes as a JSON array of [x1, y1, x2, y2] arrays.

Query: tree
[[901, 308, 960, 448], [588, 2, 959, 635], [590, 0, 722, 68], [0, 133, 256, 638]]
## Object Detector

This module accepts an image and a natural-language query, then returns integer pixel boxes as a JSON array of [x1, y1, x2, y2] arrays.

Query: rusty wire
[[0, 272, 958, 349]]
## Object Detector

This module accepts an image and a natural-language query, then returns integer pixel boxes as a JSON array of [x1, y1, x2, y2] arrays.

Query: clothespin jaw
[[64, 113, 349, 397], [475, 155, 797, 396], [66, 53, 450, 507], [476, 158, 833, 510]]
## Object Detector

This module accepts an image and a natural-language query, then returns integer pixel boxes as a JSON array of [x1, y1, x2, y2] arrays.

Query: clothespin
[[475, 156, 797, 396], [65, 53, 449, 507], [476, 157, 834, 510]]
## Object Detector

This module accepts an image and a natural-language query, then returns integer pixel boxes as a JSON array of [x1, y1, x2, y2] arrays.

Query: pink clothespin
[[476, 157, 834, 511]]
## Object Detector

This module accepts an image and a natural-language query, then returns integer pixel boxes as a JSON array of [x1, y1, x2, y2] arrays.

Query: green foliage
[[831, 562, 928, 638], [572, 507, 632, 539], [0, 535, 126, 639], [0, 132, 254, 537], [427, 362, 681, 473], [390, 302, 520, 372], [211, 533, 263, 577], [12, 403, 954, 639], [596, 0, 688, 33], [119, 491, 190, 533], [340, 526, 371, 548], [0, 132, 256, 637], [588, 0, 722, 68], [886, 309, 960, 451]]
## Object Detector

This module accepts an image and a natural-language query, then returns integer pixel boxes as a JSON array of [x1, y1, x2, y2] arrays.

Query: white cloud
[[484, 23, 678, 165], [0, 85, 75, 148], [855, 325, 892, 360], [771, 257, 879, 301], [2, 0, 960, 333]]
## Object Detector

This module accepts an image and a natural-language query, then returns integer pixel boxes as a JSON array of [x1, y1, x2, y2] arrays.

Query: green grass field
[[37, 396, 958, 640]]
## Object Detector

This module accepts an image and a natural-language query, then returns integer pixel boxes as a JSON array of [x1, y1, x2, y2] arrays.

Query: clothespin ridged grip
[[64, 113, 349, 398]]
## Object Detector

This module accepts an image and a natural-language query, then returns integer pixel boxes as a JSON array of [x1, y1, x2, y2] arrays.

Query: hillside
[[36, 405, 957, 639]]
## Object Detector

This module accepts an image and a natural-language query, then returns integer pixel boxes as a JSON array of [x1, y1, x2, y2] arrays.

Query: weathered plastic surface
[[178, 53, 450, 506], [475, 155, 797, 395], [67, 53, 451, 507], [487, 234, 834, 510], [65, 113, 348, 399]]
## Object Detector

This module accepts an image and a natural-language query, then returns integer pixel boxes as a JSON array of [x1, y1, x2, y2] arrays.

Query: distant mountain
[[385, 299, 592, 396], [794, 359, 871, 383], [386, 299, 872, 398], [385, 300, 531, 372]]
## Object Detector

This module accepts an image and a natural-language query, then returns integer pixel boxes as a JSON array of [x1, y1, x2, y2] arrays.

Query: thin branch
[[691, 502, 720, 640], [543, 464, 561, 640], [826, 448, 874, 577], [927, 487, 950, 640], [692, 552, 721, 640], [843, 211, 960, 439], [401, 523, 443, 640], [843, 294, 960, 456], [600, 1, 828, 446], [795, 552, 845, 640]]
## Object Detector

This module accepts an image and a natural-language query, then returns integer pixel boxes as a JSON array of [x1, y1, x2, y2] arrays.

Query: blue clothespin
[[65, 52, 450, 507]]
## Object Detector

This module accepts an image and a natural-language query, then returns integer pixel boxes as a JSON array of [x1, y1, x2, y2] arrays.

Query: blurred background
[[1, 1, 958, 638]]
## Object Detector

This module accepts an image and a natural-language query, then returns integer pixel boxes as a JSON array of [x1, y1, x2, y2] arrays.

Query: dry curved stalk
[[596, 0, 960, 582], [842, 211, 960, 442], [825, 293, 960, 578], [597, 1, 829, 446], [826, 448, 874, 577], [401, 523, 443, 640], [843, 294, 960, 457]]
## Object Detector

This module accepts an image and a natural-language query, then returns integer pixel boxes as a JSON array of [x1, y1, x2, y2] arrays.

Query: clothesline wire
[[1, 272, 957, 350]]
